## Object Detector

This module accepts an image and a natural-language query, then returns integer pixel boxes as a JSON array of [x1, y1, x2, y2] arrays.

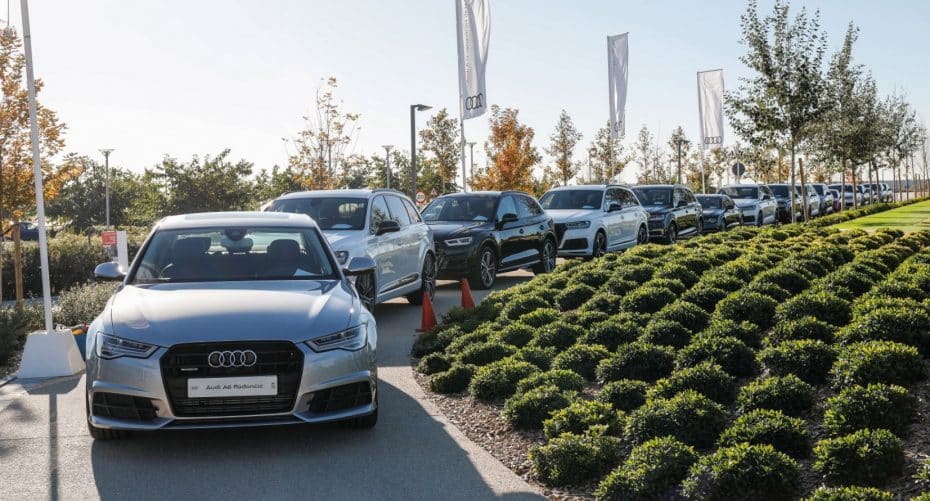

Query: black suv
[[632, 184, 703, 243], [766, 184, 804, 223], [421, 191, 558, 289]]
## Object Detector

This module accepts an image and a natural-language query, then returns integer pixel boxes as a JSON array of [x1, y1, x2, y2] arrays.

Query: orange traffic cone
[[461, 278, 475, 309], [416, 292, 438, 332]]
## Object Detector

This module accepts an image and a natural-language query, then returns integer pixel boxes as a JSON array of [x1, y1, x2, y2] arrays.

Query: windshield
[[130, 226, 336, 284], [269, 197, 367, 231], [719, 187, 758, 199], [697, 196, 722, 209], [539, 190, 604, 210], [812, 185, 825, 195], [829, 185, 855, 193], [421, 196, 497, 222], [632, 188, 672, 207], [768, 185, 797, 197]]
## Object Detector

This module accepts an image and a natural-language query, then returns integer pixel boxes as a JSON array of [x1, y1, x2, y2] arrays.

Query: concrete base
[[17, 330, 85, 378]]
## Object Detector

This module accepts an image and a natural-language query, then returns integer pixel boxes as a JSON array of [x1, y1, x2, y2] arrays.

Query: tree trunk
[[799, 157, 809, 221], [867, 164, 875, 205], [839, 158, 846, 213], [13, 221, 23, 310], [851, 166, 858, 210], [789, 145, 797, 224]]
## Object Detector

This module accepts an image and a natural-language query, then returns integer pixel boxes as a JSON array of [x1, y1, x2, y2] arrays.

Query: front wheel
[[470, 245, 497, 290], [592, 231, 607, 259], [532, 238, 557, 275], [663, 223, 678, 245], [757, 212, 764, 227], [406, 253, 436, 305], [355, 272, 377, 312], [636, 225, 649, 245]]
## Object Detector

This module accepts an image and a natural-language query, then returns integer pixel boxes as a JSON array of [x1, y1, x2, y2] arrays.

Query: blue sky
[[22, 0, 930, 182]]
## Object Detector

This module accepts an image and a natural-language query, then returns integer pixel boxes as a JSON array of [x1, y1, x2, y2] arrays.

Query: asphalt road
[[0, 272, 541, 501]]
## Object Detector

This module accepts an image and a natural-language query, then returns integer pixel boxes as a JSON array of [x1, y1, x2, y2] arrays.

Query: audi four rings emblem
[[208, 350, 258, 368], [464, 93, 484, 111]]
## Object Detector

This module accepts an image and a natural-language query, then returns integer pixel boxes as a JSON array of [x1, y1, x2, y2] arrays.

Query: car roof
[[697, 193, 725, 198], [275, 189, 410, 200], [438, 190, 530, 198], [633, 184, 680, 189], [156, 211, 316, 230], [720, 183, 762, 188], [547, 184, 627, 191]]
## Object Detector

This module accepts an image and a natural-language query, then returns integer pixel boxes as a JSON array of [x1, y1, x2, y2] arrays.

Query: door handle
[[519, 229, 525, 234], [539, 225, 544, 230]]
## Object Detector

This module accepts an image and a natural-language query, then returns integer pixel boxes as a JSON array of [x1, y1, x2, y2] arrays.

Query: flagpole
[[697, 71, 706, 194], [456, 0, 467, 193]]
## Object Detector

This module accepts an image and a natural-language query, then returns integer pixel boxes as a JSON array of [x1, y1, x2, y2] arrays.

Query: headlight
[[648, 213, 665, 220], [444, 236, 473, 247], [705, 216, 718, 222], [334, 250, 349, 265], [306, 323, 368, 352], [96, 333, 158, 360], [564, 220, 591, 230]]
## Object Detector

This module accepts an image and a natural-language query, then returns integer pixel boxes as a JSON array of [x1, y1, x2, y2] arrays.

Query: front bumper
[[87, 338, 377, 431], [556, 227, 592, 257], [435, 244, 480, 280], [647, 219, 667, 238]]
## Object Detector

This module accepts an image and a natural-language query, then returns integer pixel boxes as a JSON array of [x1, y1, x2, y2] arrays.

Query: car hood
[[426, 221, 490, 240], [320, 230, 358, 250], [732, 198, 759, 209], [107, 281, 356, 345], [643, 206, 672, 215], [546, 209, 599, 222], [702, 208, 724, 216]]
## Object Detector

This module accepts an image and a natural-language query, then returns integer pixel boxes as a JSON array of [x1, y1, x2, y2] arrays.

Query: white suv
[[268, 189, 435, 311], [539, 185, 650, 258]]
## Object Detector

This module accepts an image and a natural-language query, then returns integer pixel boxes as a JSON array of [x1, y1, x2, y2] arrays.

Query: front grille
[[554, 223, 567, 245], [160, 341, 303, 417], [92, 392, 158, 421], [308, 382, 373, 414], [562, 238, 588, 250]]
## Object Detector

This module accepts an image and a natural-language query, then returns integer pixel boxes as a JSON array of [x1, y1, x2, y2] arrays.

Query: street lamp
[[410, 104, 432, 200], [382, 145, 394, 189], [467, 141, 476, 192], [99, 148, 114, 229]]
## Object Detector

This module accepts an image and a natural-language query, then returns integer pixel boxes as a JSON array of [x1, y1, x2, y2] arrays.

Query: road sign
[[732, 162, 746, 178], [415, 191, 427, 204], [101, 230, 117, 246]]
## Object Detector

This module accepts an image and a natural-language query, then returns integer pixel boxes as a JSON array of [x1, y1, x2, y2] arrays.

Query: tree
[[287, 77, 360, 190], [46, 154, 145, 231], [545, 110, 582, 185], [727, 0, 831, 222], [586, 121, 627, 183], [633, 125, 667, 184], [470, 106, 540, 193], [254, 165, 302, 205], [418, 108, 460, 194], [667, 127, 692, 185], [143, 150, 255, 216]]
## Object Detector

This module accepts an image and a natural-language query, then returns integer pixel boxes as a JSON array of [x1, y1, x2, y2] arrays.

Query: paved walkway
[[0, 274, 541, 501]]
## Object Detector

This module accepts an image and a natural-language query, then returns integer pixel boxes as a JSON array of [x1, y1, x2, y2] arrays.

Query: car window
[[270, 197, 368, 231], [516, 195, 543, 218], [370, 196, 390, 234], [604, 189, 620, 209], [540, 190, 604, 210], [724, 196, 735, 209], [761, 186, 773, 199], [621, 189, 638, 208], [422, 196, 496, 222], [672, 189, 683, 207], [385, 196, 412, 227], [496, 195, 517, 220], [402, 198, 422, 223], [683, 189, 696, 203]]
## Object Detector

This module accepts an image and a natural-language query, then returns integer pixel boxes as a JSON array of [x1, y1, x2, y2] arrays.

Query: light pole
[[410, 104, 431, 199], [99, 148, 114, 229], [467, 141, 476, 192], [382, 145, 394, 189]]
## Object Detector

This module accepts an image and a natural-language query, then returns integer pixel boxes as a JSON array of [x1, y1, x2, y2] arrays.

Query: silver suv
[[269, 189, 436, 311], [86, 212, 379, 439]]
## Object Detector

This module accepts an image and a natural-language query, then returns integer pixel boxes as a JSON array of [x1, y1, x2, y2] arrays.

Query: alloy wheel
[[356, 272, 377, 312], [593, 233, 607, 258], [637, 225, 648, 245], [479, 248, 496, 288], [422, 254, 436, 300], [542, 240, 556, 272]]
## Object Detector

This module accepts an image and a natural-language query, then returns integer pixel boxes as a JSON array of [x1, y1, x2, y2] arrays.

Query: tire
[[470, 245, 497, 290], [663, 223, 678, 245], [86, 395, 129, 440], [355, 271, 377, 312], [406, 253, 436, 305], [757, 212, 763, 227], [636, 225, 649, 245], [591, 231, 607, 259], [696, 219, 704, 235], [532, 238, 557, 275]]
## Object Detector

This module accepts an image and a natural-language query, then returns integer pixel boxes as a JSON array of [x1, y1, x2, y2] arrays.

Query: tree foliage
[[545, 109, 582, 186], [471, 106, 540, 193]]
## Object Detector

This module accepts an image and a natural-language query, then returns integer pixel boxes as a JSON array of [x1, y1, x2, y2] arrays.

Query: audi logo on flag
[[207, 350, 258, 368], [464, 93, 484, 111]]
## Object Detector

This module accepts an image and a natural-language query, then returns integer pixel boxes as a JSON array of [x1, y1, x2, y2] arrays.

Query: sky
[[16, 0, 930, 183]]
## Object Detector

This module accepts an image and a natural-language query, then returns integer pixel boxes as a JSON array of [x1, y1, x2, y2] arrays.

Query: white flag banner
[[697, 69, 725, 150], [607, 33, 629, 139], [457, 0, 490, 120]]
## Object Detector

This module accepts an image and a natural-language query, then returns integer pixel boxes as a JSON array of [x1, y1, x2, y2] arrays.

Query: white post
[[459, 116, 466, 193], [21, 0, 52, 333]]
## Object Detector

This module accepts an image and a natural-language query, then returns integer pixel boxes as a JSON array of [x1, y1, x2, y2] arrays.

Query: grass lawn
[[835, 199, 930, 233]]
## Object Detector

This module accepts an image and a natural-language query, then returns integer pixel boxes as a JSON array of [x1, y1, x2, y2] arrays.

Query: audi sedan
[[85, 212, 379, 439]]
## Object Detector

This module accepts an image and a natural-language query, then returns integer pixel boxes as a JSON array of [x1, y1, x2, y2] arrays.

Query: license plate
[[187, 376, 278, 398]]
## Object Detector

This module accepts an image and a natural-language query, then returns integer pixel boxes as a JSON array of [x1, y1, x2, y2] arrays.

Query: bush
[[803, 486, 895, 501], [518, 308, 561, 328], [529, 433, 624, 487], [829, 267, 876, 296], [445, 329, 491, 355], [717, 409, 809, 458], [580, 292, 623, 316], [494, 322, 535, 347], [412, 325, 462, 357], [602, 277, 638, 296], [565, 309, 610, 327], [823, 383, 916, 437], [513, 345, 556, 371], [753, 267, 810, 295], [468, 359, 540, 401], [557, 283, 597, 311], [701, 318, 762, 349], [767, 316, 834, 346], [682, 286, 729, 313], [736, 375, 815, 417], [655, 263, 699, 288], [715, 291, 778, 329], [682, 443, 800, 501], [503, 294, 550, 320], [647, 362, 736, 405], [831, 341, 925, 389], [595, 436, 698, 501], [699, 272, 744, 293], [502, 385, 576, 429], [580, 318, 640, 351], [759, 339, 836, 385], [813, 428, 904, 487], [552, 344, 611, 381], [532, 321, 585, 350], [458, 341, 516, 366], [596, 342, 675, 383], [0, 305, 40, 365], [544, 399, 624, 439], [56, 281, 119, 325], [836, 307, 930, 355], [677, 335, 758, 377], [429, 364, 476, 394], [621, 285, 676, 314], [625, 390, 726, 449], [640, 319, 693, 348], [516, 369, 585, 394], [598, 379, 648, 412], [645, 277, 688, 295], [617, 263, 655, 284], [743, 281, 792, 302], [416, 352, 451, 375], [575, 269, 612, 288], [777, 291, 853, 327]]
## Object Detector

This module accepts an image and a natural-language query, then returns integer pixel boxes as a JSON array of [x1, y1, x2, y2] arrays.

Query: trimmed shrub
[[518, 308, 561, 328], [513, 345, 556, 371], [529, 433, 624, 487], [516, 369, 586, 394], [446, 329, 491, 355], [557, 283, 597, 311], [412, 325, 462, 357], [429, 364, 476, 394], [645, 277, 688, 295], [566, 309, 611, 327], [502, 385, 576, 429], [682, 286, 729, 313], [56, 281, 119, 325], [829, 267, 876, 296], [552, 344, 611, 381], [580, 318, 641, 351], [494, 322, 535, 347], [715, 291, 778, 329], [803, 486, 895, 501], [617, 263, 655, 284], [647, 362, 736, 405], [595, 436, 698, 501], [768, 316, 834, 346], [759, 339, 836, 385], [823, 383, 916, 437], [468, 359, 540, 401], [602, 277, 638, 296], [621, 285, 676, 314], [813, 428, 904, 487], [677, 335, 758, 378], [532, 321, 584, 350], [682, 443, 800, 501], [655, 263, 699, 288], [596, 342, 676, 383], [0, 305, 40, 365], [625, 390, 726, 449], [598, 379, 648, 412], [641, 319, 692, 348], [868, 280, 927, 302], [655, 301, 710, 333], [717, 409, 809, 458], [753, 267, 810, 295], [503, 294, 550, 320], [575, 269, 612, 288], [836, 307, 930, 356], [831, 341, 925, 389], [736, 375, 815, 417], [544, 399, 624, 439], [701, 318, 762, 349], [743, 281, 792, 302], [777, 291, 853, 327], [699, 272, 744, 293], [580, 292, 623, 316], [416, 352, 451, 375], [458, 341, 516, 366]]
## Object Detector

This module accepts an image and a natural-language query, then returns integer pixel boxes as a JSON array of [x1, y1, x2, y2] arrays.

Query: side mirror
[[375, 220, 401, 236], [677, 200, 688, 208], [343, 256, 376, 276], [607, 203, 623, 212], [497, 213, 519, 228], [94, 261, 125, 281]]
